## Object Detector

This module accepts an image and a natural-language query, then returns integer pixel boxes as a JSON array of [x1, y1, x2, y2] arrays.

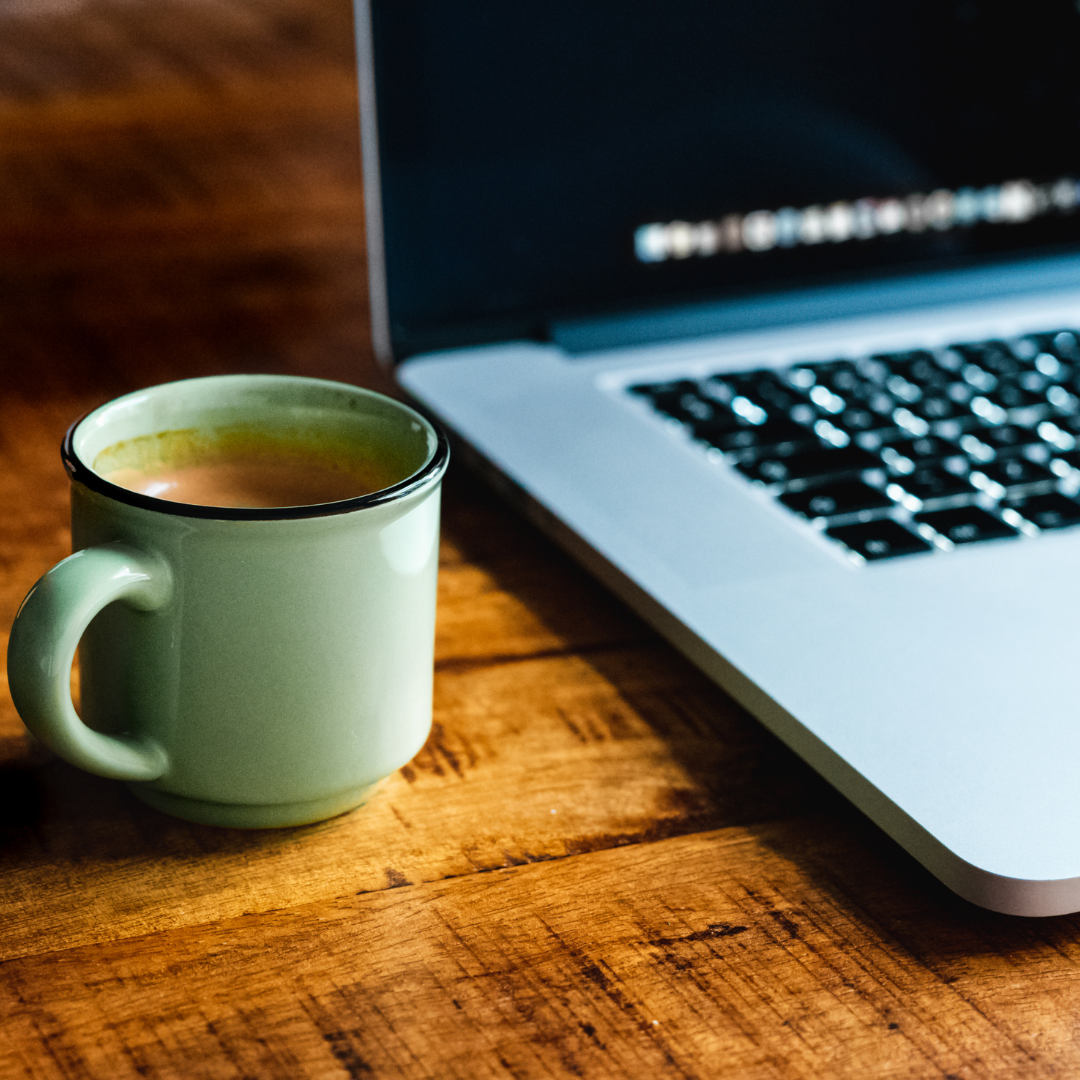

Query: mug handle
[[7, 542, 172, 781]]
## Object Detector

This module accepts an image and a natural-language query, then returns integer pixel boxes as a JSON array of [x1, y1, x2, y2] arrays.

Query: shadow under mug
[[7, 374, 449, 827]]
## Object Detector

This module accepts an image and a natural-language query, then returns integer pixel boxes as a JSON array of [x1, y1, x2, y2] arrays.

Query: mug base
[[126, 781, 383, 828]]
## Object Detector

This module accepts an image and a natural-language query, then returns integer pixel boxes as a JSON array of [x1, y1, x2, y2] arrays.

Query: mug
[[7, 374, 449, 827]]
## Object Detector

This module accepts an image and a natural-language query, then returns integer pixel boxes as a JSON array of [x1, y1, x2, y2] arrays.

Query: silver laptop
[[355, 0, 1080, 916]]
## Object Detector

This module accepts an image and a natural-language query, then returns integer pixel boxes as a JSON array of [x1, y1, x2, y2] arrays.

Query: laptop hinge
[[550, 250, 1080, 355]]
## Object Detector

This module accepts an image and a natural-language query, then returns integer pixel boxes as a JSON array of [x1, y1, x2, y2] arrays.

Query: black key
[[805, 360, 864, 394], [1030, 353, 1073, 382], [812, 364, 896, 412], [865, 389, 904, 417], [836, 406, 884, 433], [737, 444, 879, 486], [880, 351, 951, 388], [1016, 370, 1050, 394], [676, 398, 754, 435], [880, 435, 959, 468], [894, 466, 976, 503], [961, 364, 998, 393], [779, 480, 892, 520], [695, 415, 814, 456], [808, 360, 881, 393], [1003, 492, 1080, 530], [915, 505, 1017, 545], [1052, 449, 1080, 471], [906, 394, 970, 422], [647, 390, 718, 424], [935, 348, 965, 373], [682, 405, 744, 437], [984, 381, 1045, 412], [826, 519, 932, 560], [973, 458, 1056, 491], [1028, 330, 1080, 361], [1046, 383, 1080, 413], [883, 373, 922, 404], [629, 379, 698, 399], [972, 424, 1043, 457], [631, 385, 714, 426], [725, 370, 808, 415], [952, 341, 1021, 377], [1051, 412, 1080, 435]]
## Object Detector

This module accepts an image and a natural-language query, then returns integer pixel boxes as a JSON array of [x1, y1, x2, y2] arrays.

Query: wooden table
[[2, 2, 1079, 1076]]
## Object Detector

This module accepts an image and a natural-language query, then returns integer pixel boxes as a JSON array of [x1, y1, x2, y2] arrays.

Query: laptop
[[355, 0, 1080, 916]]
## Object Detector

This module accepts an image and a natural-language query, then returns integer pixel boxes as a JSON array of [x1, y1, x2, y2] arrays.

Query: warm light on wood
[[1, 0, 1078, 1076]]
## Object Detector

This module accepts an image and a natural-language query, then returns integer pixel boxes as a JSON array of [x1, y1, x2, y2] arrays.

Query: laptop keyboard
[[628, 330, 1080, 561]]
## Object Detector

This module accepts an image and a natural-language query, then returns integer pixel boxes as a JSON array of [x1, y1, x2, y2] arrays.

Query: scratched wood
[[5, 823, 1080, 1079], [2, 0, 1079, 1077]]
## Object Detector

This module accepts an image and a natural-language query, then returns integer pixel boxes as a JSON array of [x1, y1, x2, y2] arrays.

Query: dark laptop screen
[[369, 1, 1080, 356]]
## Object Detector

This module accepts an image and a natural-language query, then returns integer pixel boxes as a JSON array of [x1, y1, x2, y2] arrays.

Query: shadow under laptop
[[441, 464, 1080, 948], [438, 464, 847, 830]]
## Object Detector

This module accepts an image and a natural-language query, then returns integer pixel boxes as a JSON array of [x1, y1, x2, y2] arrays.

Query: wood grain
[[4, 823, 1080, 1079], [1, 0, 1077, 1076]]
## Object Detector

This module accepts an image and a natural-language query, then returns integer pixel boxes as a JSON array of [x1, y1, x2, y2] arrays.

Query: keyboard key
[[952, 341, 1022, 377], [907, 394, 969, 422], [694, 416, 813, 456], [632, 384, 710, 423], [984, 381, 1046, 412], [885, 373, 922, 403], [724, 370, 808, 415], [837, 406, 889, 434], [914, 505, 1018, 544], [800, 360, 863, 394], [879, 435, 960, 469], [972, 458, 1056, 493], [1051, 449, 1080, 473], [970, 423, 1044, 457], [880, 350, 951, 387], [681, 404, 746, 436], [1016, 370, 1050, 393], [1031, 352, 1072, 381], [1046, 384, 1080, 413], [826, 519, 932, 560], [892, 465, 976, 503], [629, 379, 699, 402], [1003, 492, 1080, 530], [736, 444, 879, 486], [1029, 330, 1080, 361], [779, 480, 892, 520]]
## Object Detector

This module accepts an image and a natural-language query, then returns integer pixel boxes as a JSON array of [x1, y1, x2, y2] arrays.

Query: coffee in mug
[[7, 374, 449, 828], [97, 428, 405, 508]]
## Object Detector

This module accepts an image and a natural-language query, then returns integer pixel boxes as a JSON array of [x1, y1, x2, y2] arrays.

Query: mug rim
[[62, 375, 450, 521]]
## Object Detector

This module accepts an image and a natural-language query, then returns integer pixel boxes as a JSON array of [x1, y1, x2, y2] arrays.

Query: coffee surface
[[97, 430, 406, 508]]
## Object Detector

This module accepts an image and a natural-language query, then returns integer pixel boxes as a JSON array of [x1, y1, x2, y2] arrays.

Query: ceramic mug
[[7, 374, 449, 827]]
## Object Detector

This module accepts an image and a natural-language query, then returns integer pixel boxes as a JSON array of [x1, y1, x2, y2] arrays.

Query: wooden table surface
[[3, 2, 1080, 1077]]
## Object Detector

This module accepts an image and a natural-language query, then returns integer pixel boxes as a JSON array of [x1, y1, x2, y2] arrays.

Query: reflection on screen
[[636, 178, 1080, 262]]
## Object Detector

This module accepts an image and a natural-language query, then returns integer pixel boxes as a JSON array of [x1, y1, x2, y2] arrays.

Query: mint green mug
[[7, 375, 448, 827]]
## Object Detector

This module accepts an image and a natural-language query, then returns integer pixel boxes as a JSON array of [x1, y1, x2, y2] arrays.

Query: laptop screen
[[368, 0, 1080, 356]]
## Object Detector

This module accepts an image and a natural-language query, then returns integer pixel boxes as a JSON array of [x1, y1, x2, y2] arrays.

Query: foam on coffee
[[95, 427, 407, 508]]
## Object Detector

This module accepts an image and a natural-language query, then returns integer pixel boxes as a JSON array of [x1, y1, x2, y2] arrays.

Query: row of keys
[[628, 331, 1080, 561], [827, 493, 1080, 562], [638, 336, 1080, 458]]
